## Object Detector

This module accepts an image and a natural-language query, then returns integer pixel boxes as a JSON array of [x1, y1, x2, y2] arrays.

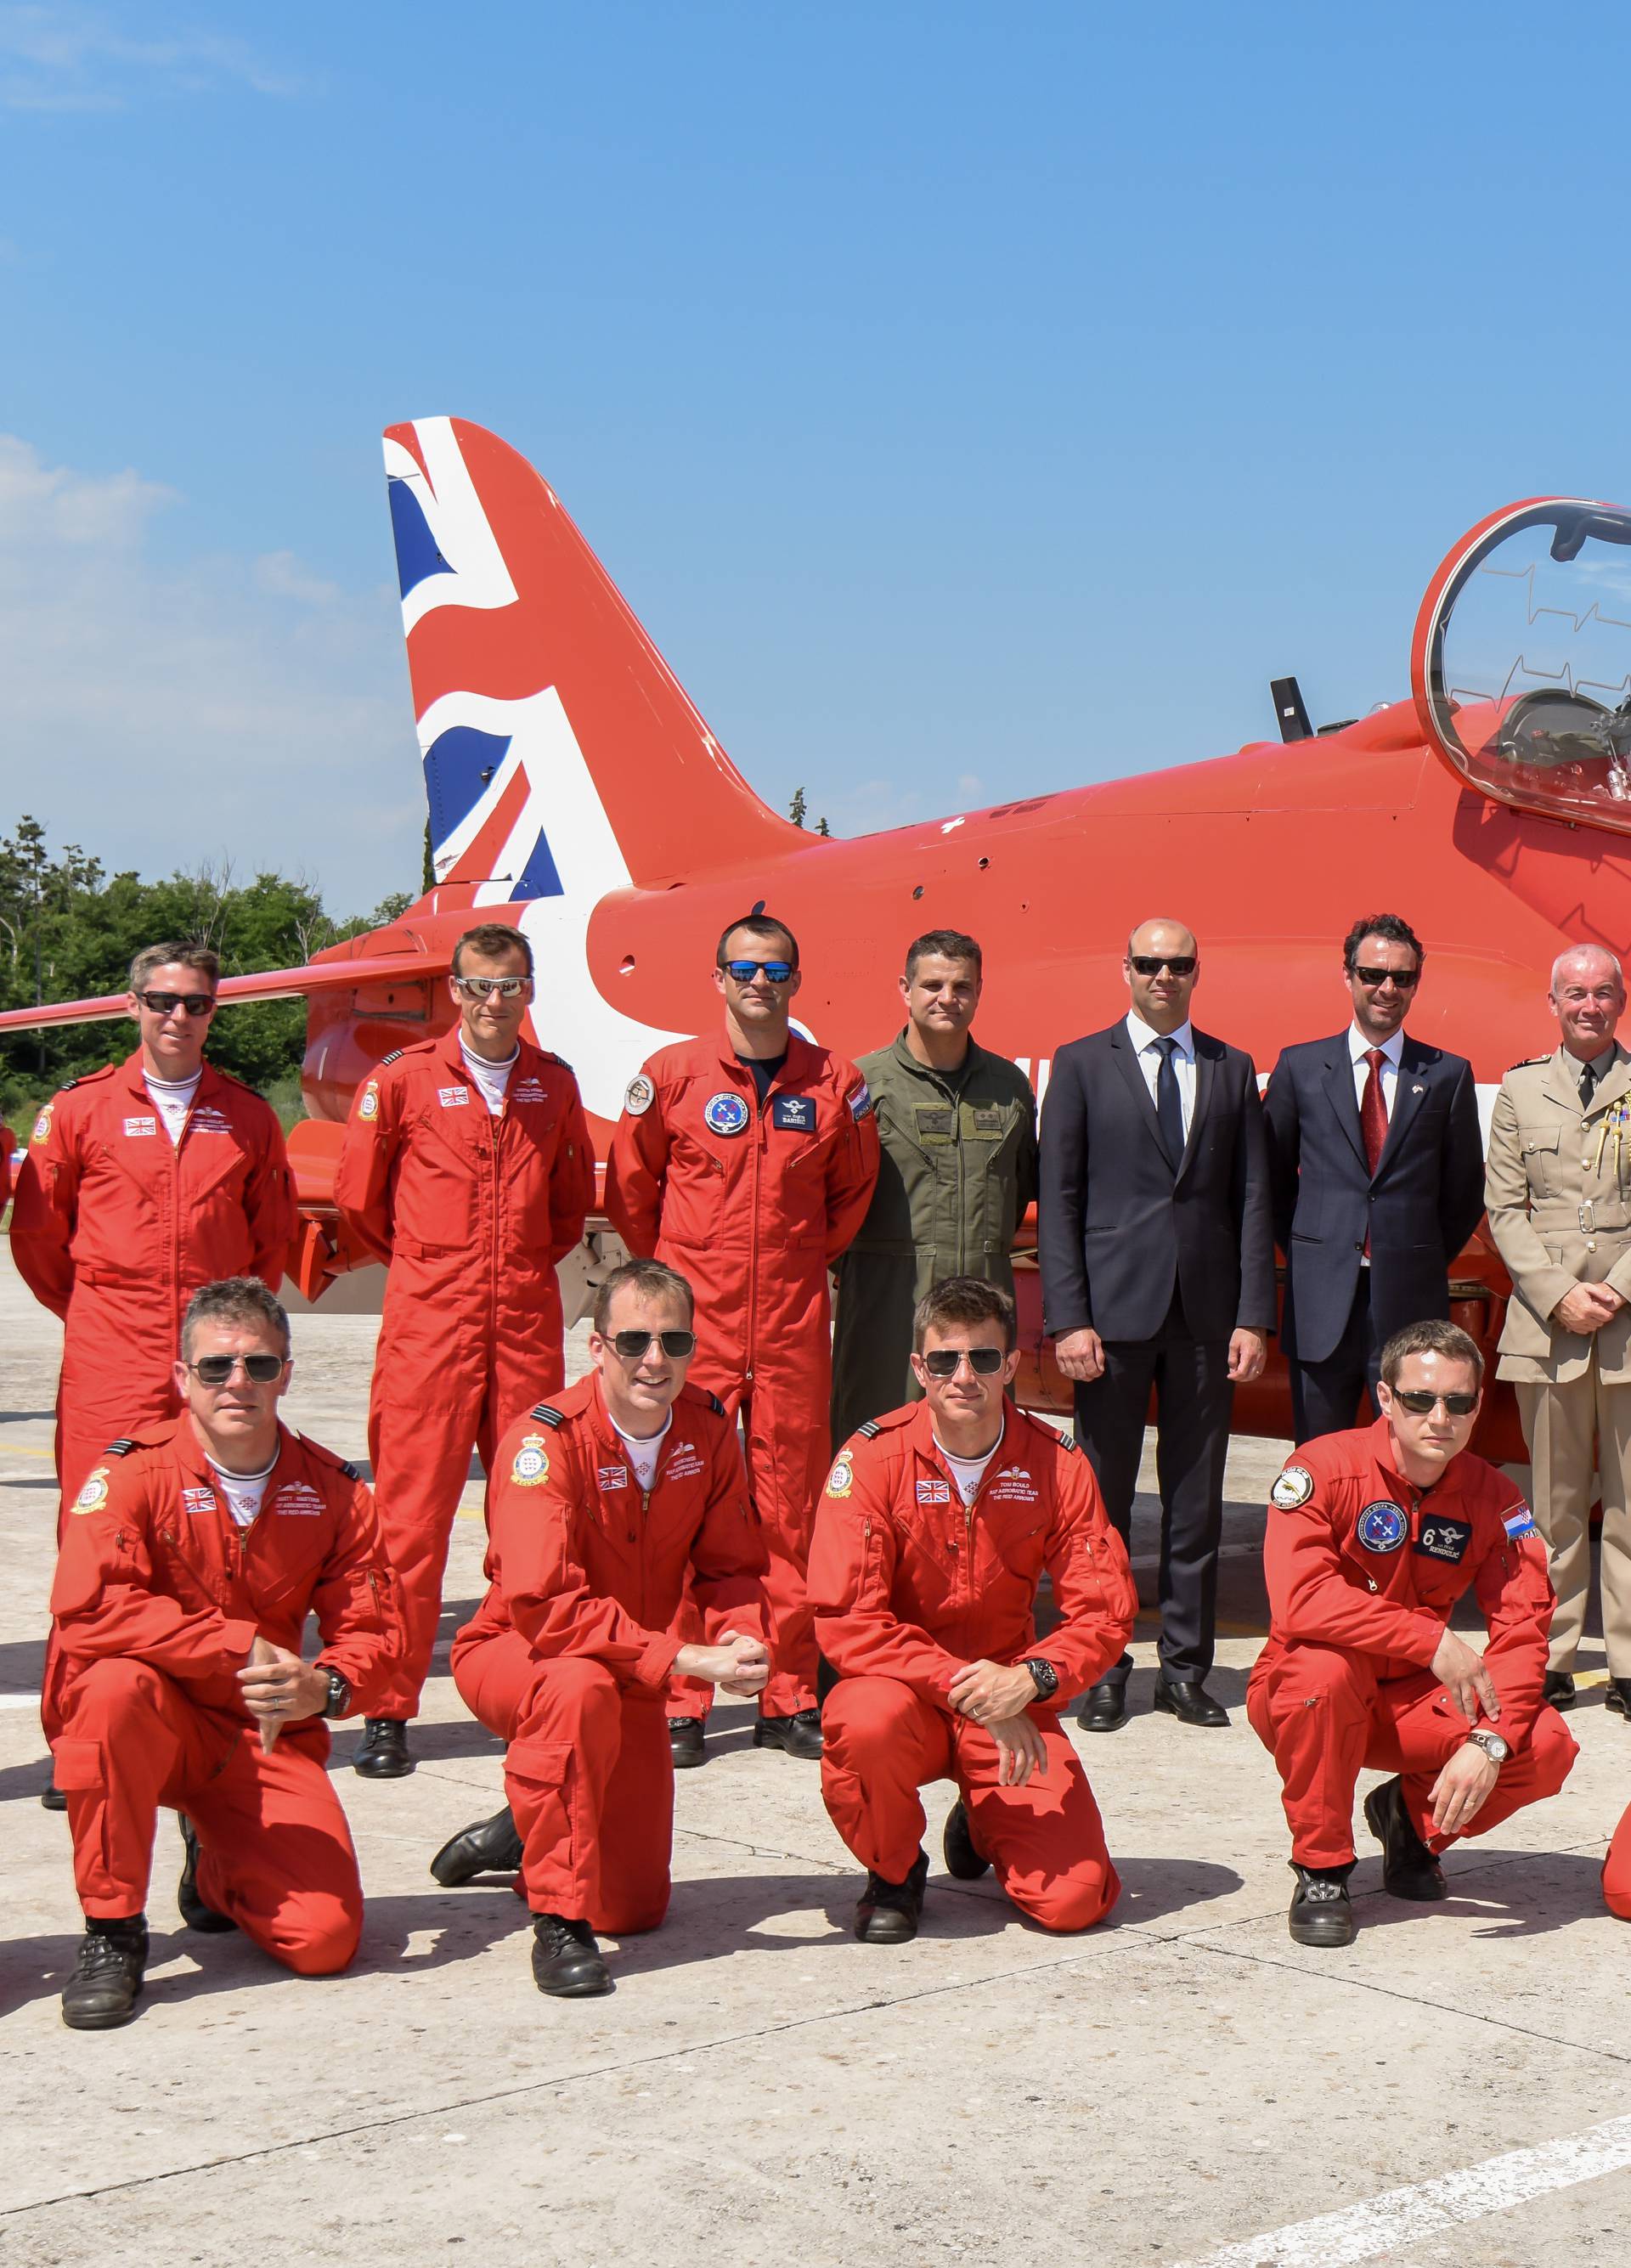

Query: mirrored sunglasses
[[920, 1346, 1007, 1378], [453, 975, 531, 1000], [721, 960, 794, 984]]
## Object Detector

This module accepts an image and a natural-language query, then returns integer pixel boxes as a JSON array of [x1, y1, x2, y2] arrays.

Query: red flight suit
[[1247, 1419, 1577, 1870], [52, 1419, 404, 1972], [450, 1376, 769, 1932], [9, 1050, 294, 1510], [606, 1032, 879, 1718], [333, 1029, 593, 1719], [809, 1401, 1137, 1930]]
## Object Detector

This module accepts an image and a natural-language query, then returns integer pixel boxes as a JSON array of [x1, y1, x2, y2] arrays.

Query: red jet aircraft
[[11, 420, 1631, 1456]]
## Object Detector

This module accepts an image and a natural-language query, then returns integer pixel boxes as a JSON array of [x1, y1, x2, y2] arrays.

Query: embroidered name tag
[[772, 1095, 816, 1132], [1414, 1516, 1474, 1565]]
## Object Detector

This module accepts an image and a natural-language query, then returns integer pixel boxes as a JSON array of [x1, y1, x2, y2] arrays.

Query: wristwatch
[[1024, 1657, 1059, 1701], [320, 1667, 352, 1720], [1467, 1729, 1509, 1765]]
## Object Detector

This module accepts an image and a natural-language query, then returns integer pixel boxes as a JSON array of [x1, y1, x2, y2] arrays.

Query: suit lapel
[[1540, 1048, 1581, 1113], [1109, 1024, 1179, 1171], [1175, 1038, 1214, 1183], [1323, 1037, 1369, 1172]]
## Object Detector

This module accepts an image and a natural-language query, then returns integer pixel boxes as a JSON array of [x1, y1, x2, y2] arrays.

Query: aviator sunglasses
[[607, 1329, 697, 1359], [138, 990, 216, 1018], [1390, 1387, 1478, 1417], [186, 1353, 287, 1385], [1129, 955, 1197, 978], [920, 1346, 1007, 1378], [720, 960, 795, 984]]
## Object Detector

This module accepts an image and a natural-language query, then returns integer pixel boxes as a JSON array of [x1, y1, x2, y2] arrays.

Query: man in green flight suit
[[830, 930, 1039, 1447]]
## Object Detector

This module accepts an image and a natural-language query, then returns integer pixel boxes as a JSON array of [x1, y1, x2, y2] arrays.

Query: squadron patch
[[826, 1454, 855, 1498], [1271, 1464, 1315, 1511], [1357, 1500, 1408, 1554], [771, 1094, 816, 1132], [1414, 1515, 1473, 1566], [704, 1091, 750, 1137], [73, 1468, 110, 1514], [624, 1074, 655, 1117], [31, 1104, 52, 1143], [511, 1435, 551, 1487], [358, 1080, 380, 1122]]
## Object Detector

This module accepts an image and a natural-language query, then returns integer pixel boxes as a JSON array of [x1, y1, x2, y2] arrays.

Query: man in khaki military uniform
[[1486, 944, 1631, 1717], [830, 929, 1037, 1447]]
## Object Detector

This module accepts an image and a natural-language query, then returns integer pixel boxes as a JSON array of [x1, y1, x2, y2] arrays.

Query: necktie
[[1360, 1048, 1388, 1175], [1154, 1035, 1185, 1161], [1581, 1058, 1600, 1111]]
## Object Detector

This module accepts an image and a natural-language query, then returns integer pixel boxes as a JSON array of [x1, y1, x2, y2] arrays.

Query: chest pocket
[[1518, 1126, 1563, 1198]]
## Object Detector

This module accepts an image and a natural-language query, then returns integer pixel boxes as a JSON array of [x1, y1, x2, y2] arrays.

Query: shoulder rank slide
[[705, 1391, 725, 1417], [530, 1403, 567, 1428], [104, 1437, 137, 1458], [857, 1420, 882, 1438]]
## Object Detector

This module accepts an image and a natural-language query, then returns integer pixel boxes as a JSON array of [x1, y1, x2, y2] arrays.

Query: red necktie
[[1360, 1049, 1388, 1257]]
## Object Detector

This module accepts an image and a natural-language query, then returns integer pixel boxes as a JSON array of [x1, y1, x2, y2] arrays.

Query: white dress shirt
[[1348, 1024, 1402, 1120], [1126, 1010, 1196, 1139]]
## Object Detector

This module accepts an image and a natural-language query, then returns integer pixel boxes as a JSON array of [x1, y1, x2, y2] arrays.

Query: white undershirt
[[1125, 1010, 1196, 1137], [207, 1453, 278, 1529], [612, 1409, 671, 1492], [460, 1040, 518, 1116], [933, 1423, 1004, 1508], [144, 1070, 201, 1144]]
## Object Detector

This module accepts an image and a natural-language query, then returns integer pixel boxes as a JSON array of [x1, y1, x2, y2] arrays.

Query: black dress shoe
[[531, 1912, 613, 1997], [753, 1707, 824, 1759], [1605, 1679, 1631, 1720], [669, 1718, 706, 1769], [353, 1718, 415, 1779], [1288, 1865, 1356, 1948], [1153, 1677, 1228, 1729], [178, 1815, 235, 1934], [1363, 1775, 1447, 1899], [1075, 1679, 1128, 1733], [1544, 1669, 1577, 1710], [431, 1804, 524, 1886], [854, 1848, 929, 1944], [60, 1917, 149, 2030], [942, 1799, 990, 1882], [40, 1778, 67, 1813]]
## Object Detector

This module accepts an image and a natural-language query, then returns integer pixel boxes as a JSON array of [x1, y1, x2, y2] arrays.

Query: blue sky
[[2, 2, 1628, 911]]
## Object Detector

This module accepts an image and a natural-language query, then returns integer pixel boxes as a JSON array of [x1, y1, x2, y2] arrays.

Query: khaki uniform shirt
[[1486, 1042, 1631, 1384]]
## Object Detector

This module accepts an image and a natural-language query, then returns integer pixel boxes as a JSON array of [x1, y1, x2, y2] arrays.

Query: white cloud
[[0, 434, 424, 916], [0, 7, 303, 110]]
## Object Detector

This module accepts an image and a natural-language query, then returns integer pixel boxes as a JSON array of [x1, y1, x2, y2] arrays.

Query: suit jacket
[[1264, 1032, 1486, 1365], [1038, 1021, 1276, 1345], [1486, 1042, 1631, 1385]]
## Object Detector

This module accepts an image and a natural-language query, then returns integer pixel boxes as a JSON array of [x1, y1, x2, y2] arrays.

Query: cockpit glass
[[1414, 500, 1631, 832]]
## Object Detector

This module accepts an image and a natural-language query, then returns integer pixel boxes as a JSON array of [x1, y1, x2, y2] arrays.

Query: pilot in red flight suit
[[607, 912, 879, 1765], [9, 943, 294, 1513], [810, 1276, 1137, 1943], [50, 1277, 404, 2031], [333, 922, 593, 1780], [431, 1260, 770, 1996], [1249, 1317, 1577, 1948]]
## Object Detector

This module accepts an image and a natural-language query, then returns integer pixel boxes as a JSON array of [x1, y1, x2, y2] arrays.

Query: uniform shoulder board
[[104, 1436, 138, 1458], [705, 1391, 725, 1417], [298, 1436, 363, 1481], [1056, 1430, 1079, 1453], [1506, 1056, 1548, 1070], [857, 1419, 882, 1438], [380, 1049, 406, 1067], [539, 1049, 575, 1073], [529, 1402, 567, 1428], [59, 1077, 80, 1092]]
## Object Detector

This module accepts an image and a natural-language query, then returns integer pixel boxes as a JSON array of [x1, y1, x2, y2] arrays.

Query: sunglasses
[[1391, 1388, 1478, 1417], [1352, 965, 1419, 989], [453, 974, 531, 1001], [187, 1353, 287, 1385], [1129, 956, 1197, 978], [138, 990, 215, 1018], [720, 960, 795, 984], [920, 1346, 1007, 1377], [607, 1329, 697, 1359]]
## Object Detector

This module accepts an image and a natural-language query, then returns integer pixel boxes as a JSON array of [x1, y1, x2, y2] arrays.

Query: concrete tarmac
[[3, 1250, 1629, 2267]]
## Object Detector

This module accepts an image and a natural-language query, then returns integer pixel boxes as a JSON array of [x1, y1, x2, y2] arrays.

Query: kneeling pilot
[[810, 1276, 1137, 1942], [1249, 1317, 1577, 1947], [433, 1259, 770, 1996], [52, 1276, 404, 2030]]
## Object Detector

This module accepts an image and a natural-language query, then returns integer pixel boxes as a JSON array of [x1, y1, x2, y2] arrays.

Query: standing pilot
[[830, 929, 1037, 1447], [1485, 945, 1631, 1717]]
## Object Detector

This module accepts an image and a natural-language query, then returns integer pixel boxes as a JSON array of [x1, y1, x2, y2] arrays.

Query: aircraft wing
[[0, 948, 448, 1034]]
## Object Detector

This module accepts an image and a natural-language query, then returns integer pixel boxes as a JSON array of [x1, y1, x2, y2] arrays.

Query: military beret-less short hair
[[452, 922, 534, 977], [128, 942, 219, 994], [180, 1276, 291, 1360], [592, 1258, 697, 1335], [1379, 1317, 1483, 1391], [716, 913, 799, 969], [912, 1275, 1018, 1354], [905, 929, 983, 981]]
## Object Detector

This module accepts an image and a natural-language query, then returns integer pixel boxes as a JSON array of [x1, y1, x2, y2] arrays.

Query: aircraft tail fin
[[381, 417, 802, 902]]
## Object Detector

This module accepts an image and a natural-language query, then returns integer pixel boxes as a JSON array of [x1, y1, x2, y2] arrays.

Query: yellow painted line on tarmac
[[0, 1442, 53, 1458]]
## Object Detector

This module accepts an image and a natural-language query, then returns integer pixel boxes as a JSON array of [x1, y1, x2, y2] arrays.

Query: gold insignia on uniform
[[73, 1468, 110, 1514], [826, 1454, 855, 1498], [358, 1081, 380, 1122], [511, 1435, 550, 1487], [32, 1105, 53, 1143]]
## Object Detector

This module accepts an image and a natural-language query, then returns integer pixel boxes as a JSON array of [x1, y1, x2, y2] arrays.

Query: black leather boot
[[531, 1912, 613, 1997], [431, 1806, 524, 1887], [353, 1718, 415, 1779], [178, 1815, 236, 1933], [61, 1917, 149, 2030]]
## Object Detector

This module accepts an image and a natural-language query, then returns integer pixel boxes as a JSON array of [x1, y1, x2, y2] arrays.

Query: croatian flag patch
[[1504, 1506, 1538, 1539]]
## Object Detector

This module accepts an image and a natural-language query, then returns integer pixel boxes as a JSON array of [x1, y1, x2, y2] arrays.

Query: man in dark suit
[[1039, 917, 1276, 1730], [1264, 914, 1486, 1445]]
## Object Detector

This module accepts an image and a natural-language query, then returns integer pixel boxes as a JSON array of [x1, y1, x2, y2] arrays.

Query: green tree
[[788, 786, 807, 827]]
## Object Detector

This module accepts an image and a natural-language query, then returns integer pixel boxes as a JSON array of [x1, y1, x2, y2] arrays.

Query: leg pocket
[[51, 1736, 104, 1791], [504, 1739, 579, 1913]]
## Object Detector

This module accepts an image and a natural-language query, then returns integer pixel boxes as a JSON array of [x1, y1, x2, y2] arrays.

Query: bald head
[[1549, 944, 1626, 1062], [1124, 916, 1199, 1034]]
